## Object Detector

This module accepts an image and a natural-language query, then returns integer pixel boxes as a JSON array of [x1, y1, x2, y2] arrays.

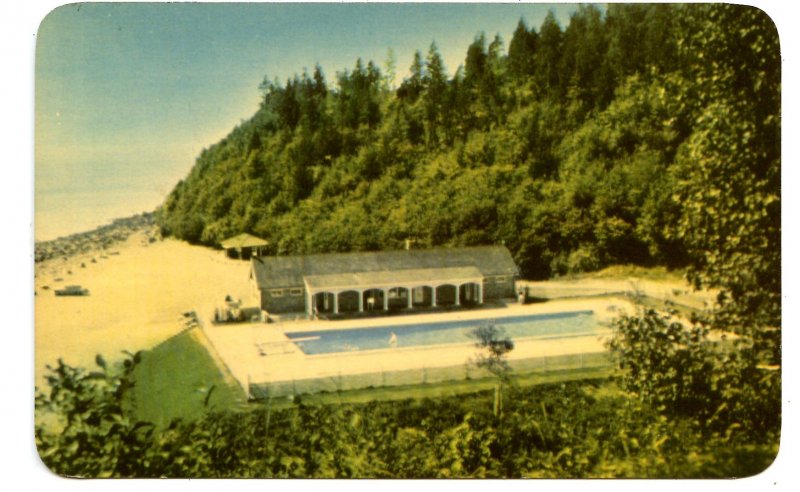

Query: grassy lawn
[[563, 264, 687, 282], [131, 324, 615, 422], [266, 363, 616, 410], [131, 328, 247, 427]]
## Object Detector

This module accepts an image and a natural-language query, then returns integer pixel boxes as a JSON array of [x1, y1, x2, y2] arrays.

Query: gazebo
[[220, 233, 269, 260]]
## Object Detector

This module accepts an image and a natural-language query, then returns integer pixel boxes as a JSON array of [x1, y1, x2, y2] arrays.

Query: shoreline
[[34, 211, 159, 264]]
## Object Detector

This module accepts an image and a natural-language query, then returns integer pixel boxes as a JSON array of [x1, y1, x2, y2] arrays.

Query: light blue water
[[35, 188, 166, 241], [285, 310, 598, 355]]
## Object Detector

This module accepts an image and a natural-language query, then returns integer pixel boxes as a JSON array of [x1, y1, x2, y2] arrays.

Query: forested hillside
[[158, 4, 778, 283], [37, 5, 782, 477]]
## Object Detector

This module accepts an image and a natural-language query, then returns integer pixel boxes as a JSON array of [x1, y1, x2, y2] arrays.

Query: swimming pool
[[285, 310, 599, 355]]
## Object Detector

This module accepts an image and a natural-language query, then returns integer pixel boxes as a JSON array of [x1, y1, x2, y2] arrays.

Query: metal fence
[[247, 351, 612, 400]]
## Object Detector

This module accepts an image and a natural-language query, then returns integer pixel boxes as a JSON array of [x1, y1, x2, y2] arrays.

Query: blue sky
[[34, 2, 579, 240]]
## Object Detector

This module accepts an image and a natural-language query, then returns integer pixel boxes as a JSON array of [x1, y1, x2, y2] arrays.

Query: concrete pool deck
[[201, 297, 636, 396]]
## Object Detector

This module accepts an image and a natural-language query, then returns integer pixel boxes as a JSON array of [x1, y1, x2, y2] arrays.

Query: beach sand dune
[[35, 232, 252, 388]]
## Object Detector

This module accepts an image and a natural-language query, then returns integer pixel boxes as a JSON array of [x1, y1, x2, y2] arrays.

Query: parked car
[[54, 285, 89, 296]]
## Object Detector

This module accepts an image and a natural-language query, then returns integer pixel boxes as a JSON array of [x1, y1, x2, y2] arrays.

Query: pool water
[[285, 310, 598, 355]]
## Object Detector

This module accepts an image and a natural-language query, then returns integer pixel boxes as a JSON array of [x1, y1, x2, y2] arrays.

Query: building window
[[413, 286, 424, 303], [269, 289, 285, 298], [289, 288, 303, 296]]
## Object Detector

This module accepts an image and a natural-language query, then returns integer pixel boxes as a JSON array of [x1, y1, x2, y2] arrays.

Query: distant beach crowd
[[34, 212, 159, 263]]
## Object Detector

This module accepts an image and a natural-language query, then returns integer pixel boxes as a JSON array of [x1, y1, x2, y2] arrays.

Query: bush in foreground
[[35, 352, 777, 478]]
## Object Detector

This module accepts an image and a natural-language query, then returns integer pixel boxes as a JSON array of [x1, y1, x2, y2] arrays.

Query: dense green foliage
[[602, 9, 782, 464], [158, 4, 778, 280], [35, 355, 776, 478], [35, 354, 149, 478], [35, 4, 780, 479], [607, 305, 780, 445]]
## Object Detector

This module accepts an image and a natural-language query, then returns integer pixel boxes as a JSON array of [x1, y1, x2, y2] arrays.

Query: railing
[[247, 350, 612, 400]]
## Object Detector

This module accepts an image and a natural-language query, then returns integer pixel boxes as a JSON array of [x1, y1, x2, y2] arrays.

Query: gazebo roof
[[220, 233, 269, 250]]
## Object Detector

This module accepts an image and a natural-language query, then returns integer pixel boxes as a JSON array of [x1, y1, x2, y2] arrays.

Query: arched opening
[[386, 287, 410, 310], [435, 284, 457, 306], [411, 286, 433, 307], [313, 292, 336, 314], [362, 288, 385, 311], [337, 290, 360, 313], [460, 282, 481, 305]]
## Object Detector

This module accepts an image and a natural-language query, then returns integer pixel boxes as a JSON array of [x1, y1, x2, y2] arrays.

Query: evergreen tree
[[397, 50, 425, 102], [422, 42, 449, 145], [559, 4, 611, 111], [533, 11, 564, 100], [508, 18, 538, 79]]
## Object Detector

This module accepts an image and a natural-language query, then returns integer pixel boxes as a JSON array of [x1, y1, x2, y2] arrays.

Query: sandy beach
[[35, 229, 252, 388]]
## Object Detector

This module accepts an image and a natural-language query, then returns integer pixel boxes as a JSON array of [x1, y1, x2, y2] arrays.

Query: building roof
[[220, 233, 269, 250], [304, 266, 484, 292], [251, 245, 519, 290]]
